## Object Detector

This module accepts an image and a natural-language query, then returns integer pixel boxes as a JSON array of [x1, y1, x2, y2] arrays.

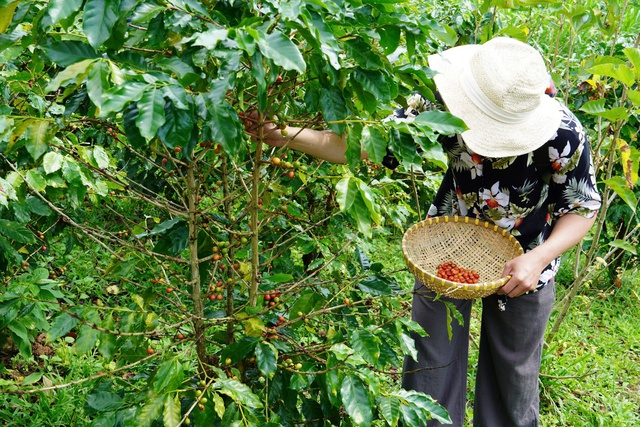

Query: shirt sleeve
[[545, 108, 601, 219]]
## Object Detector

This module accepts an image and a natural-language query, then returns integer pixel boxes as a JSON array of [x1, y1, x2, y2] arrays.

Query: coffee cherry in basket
[[436, 261, 480, 284]]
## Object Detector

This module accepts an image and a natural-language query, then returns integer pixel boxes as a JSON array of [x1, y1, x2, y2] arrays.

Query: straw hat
[[428, 37, 562, 158]]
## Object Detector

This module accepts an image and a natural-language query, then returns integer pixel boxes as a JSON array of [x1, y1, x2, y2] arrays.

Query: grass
[[538, 271, 640, 426]]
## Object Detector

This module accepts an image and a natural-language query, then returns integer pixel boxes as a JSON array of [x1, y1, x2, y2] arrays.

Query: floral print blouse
[[391, 93, 602, 292]]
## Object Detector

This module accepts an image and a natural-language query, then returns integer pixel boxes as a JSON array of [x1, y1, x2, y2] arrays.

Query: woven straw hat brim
[[428, 41, 563, 158], [402, 216, 524, 299]]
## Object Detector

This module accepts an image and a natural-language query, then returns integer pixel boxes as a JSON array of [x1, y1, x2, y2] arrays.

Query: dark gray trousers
[[401, 281, 555, 427]]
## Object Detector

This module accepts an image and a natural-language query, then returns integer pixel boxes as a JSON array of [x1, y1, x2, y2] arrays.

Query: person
[[247, 37, 601, 427]]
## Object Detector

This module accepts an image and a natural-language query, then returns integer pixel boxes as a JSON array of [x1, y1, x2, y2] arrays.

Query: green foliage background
[[0, 0, 639, 426]]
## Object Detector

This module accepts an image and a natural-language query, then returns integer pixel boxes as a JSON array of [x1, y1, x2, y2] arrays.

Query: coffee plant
[[0, 0, 465, 425]]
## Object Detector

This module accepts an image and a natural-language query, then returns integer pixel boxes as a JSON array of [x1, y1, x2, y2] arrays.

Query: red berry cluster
[[208, 281, 225, 301], [264, 289, 282, 308], [436, 261, 480, 284]]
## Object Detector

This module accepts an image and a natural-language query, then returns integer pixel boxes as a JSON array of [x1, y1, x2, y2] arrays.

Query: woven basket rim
[[402, 215, 524, 298]]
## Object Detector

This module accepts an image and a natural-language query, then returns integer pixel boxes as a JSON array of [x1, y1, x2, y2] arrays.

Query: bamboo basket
[[402, 215, 524, 299]]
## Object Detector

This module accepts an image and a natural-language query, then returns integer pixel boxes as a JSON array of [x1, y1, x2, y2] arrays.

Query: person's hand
[[243, 111, 290, 147], [497, 251, 547, 298]]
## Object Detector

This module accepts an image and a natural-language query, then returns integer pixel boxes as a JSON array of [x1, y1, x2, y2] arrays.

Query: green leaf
[[75, 310, 101, 355], [219, 337, 258, 364], [137, 394, 165, 427], [627, 89, 640, 107], [608, 239, 637, 255], [163, 394, 181, 427], [136, 86, 166, 140], [24, 119, 51, 161], [399, 401, 422, 427], [579, 98, 606, 114], [158, 102, 194, 151], [100, 82, 149, 117], [0, 219, 35, 244], [352, 69, 392, 101], [351, 192, 373, 238], [257, 30, 306, 73], [396, 329, 418, 363], [306, 11, 341, 69], [134, 217, 181, 238], [43, 40, 99, 67], [355, 179, 381, 223], [153, 226, 188, 256], [83, 0, 120, 49], [623, 47, 640, 74], [43, 151, 64, 174], [26, 197, 52, 217], [192, 28, 229, 49], [0, 297, 20, 329], [603, 176, 637, 213], [350, 329, 381, 367], [340, 375, 373, 427], [86, 60, 111, 109], [288, 288, 323, 322], [25, 169, 47, 191], [22, 372, 43, 386], [0, 1, 18, 34], [42, 0, 83, 28], [579, 99, 629, 122], [587, 62, 636, 87], [206, 100, 243, 157], [86, 391, 124, 412], [0, 236, 20, 263], [152, 358, 184, 393], [130, 2, 164, 23], [7, 321, 32, 358], [47, 313, 79, 341], [413, 110, 468, 135], [319, 87, 347, 135], [93, 146, 110, 169], [377, 25, 401, 55], [358, 274, 400, 296], [255, 341, 278, 377], [336, 177, 358, 211], [362, 125, 388, 164], [98, 315, 118, 359], [215, 378, 264, 409], [380, 395, 401, 427], [243, 316, 265, 338], [389, 128, 422, 168], [396, 388, 451, 424], [443, 300, 464, 341], [324, 354, 343, 406], [344, 38, 384, 70]]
